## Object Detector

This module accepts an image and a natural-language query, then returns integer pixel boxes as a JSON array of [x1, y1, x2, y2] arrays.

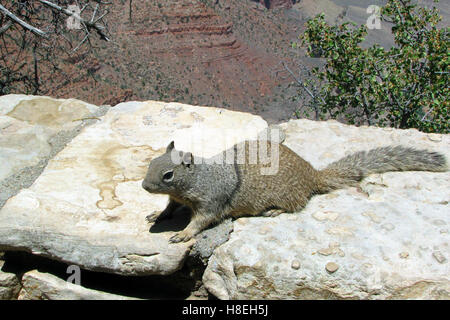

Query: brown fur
[[143, 141, 447, 242]]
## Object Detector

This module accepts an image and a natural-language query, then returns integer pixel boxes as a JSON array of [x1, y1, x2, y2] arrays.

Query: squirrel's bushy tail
[[317, 146, 447, 193]]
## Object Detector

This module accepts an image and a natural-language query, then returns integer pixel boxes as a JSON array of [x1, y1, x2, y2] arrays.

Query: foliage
[[299, 0, 449, 133]]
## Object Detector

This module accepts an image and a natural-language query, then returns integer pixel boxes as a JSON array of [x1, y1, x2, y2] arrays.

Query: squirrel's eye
[[162, 170, 174, 182]]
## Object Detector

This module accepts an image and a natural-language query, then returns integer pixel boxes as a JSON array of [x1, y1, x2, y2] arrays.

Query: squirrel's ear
[[166, 141, 175, 153], [182, 152, 193, 167]]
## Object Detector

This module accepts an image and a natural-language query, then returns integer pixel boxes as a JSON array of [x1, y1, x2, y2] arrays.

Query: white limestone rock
[[0, 94, 102, 182], [18, 270, 137, 300], [203, 119, 450, 299], [0, 100, 267, 275]]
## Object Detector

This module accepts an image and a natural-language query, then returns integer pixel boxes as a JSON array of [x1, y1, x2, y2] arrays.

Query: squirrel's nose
[[142, 179, 157, 193], [142, 180, 150, 192]]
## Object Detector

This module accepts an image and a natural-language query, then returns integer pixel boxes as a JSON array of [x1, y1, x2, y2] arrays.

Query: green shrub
[[298, 0, 448, 133]]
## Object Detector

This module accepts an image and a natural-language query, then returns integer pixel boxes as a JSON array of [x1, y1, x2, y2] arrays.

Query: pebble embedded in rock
[[318, 248, 333, 256], [291, 260, 301, 270], [325, 262, 339, 273], [432, 251, 447, 264], [427, 133, 442, 142]]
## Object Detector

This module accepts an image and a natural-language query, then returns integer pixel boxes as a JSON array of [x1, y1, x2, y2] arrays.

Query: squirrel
[[142, 138, 447, 243]]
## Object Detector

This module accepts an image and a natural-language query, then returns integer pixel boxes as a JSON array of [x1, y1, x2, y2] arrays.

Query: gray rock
[[0, 261, 20, 300], [18, 270, 138, 300], [191, 218, 234, 264], [203, 119, 450, 300]]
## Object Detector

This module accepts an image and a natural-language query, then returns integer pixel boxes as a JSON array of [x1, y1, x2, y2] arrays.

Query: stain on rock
[[190, 112, 205, 123], [142, 115, 153, 126], [389, 280, 449, 299], [91, 143, 160, 210], [312, 211, 340, 222], [326, 226, 354, 237], [7, 98, 91, 129], [318, 243, 345, 257], [159, 106, 182, 118], [381, 223, 395, 231], [362, 211, 383, 224]]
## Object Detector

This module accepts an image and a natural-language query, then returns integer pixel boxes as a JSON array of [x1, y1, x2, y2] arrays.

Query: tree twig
[[38, 0, 110, 41], [282, 62, 326, 120], [0, 20, 12, 35], [282, 62, 317, 101], [0, 4, 48, 38]]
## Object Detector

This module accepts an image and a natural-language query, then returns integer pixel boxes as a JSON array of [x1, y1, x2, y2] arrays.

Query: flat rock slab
[[0, 94, 108, 209], [203, 119, 450, 299], [18, 270, 137, 300], [0, 94, 102, 182], [0, 100, 267, 275]]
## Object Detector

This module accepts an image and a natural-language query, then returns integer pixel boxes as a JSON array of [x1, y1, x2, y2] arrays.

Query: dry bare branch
[[0, 20, 13, 35], [0, 0, 111, 95], [38, 0, 110, 41], [0, 4, 48, 38]]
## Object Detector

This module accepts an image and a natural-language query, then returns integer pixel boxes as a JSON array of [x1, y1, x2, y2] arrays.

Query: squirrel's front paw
[[146, 211, 161, 223], [169, 230, 193, 243]]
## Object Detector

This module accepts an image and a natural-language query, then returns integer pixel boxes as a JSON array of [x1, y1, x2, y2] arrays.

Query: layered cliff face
[[7, 0, 450, 125], [43, 0, 305, 123], [105, 0, 287, 116]]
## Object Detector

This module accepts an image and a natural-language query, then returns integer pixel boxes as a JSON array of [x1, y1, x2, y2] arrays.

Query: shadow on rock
[[2, 251, 207, 299], [148, 207, 191, 234]]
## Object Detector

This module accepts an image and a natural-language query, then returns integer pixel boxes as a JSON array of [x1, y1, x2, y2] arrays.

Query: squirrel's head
[[142, 141, 194, 195]]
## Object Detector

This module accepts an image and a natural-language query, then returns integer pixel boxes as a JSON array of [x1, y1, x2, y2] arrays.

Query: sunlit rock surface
[[0, 99, 267, 275], [0, 94, 103, 182], [203, 119, 449, 299]]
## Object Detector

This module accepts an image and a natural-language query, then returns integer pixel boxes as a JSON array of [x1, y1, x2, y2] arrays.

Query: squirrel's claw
[[145, 211, 160, 223], [262, 208, 285, 217], [169, 230, 193, 243]]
